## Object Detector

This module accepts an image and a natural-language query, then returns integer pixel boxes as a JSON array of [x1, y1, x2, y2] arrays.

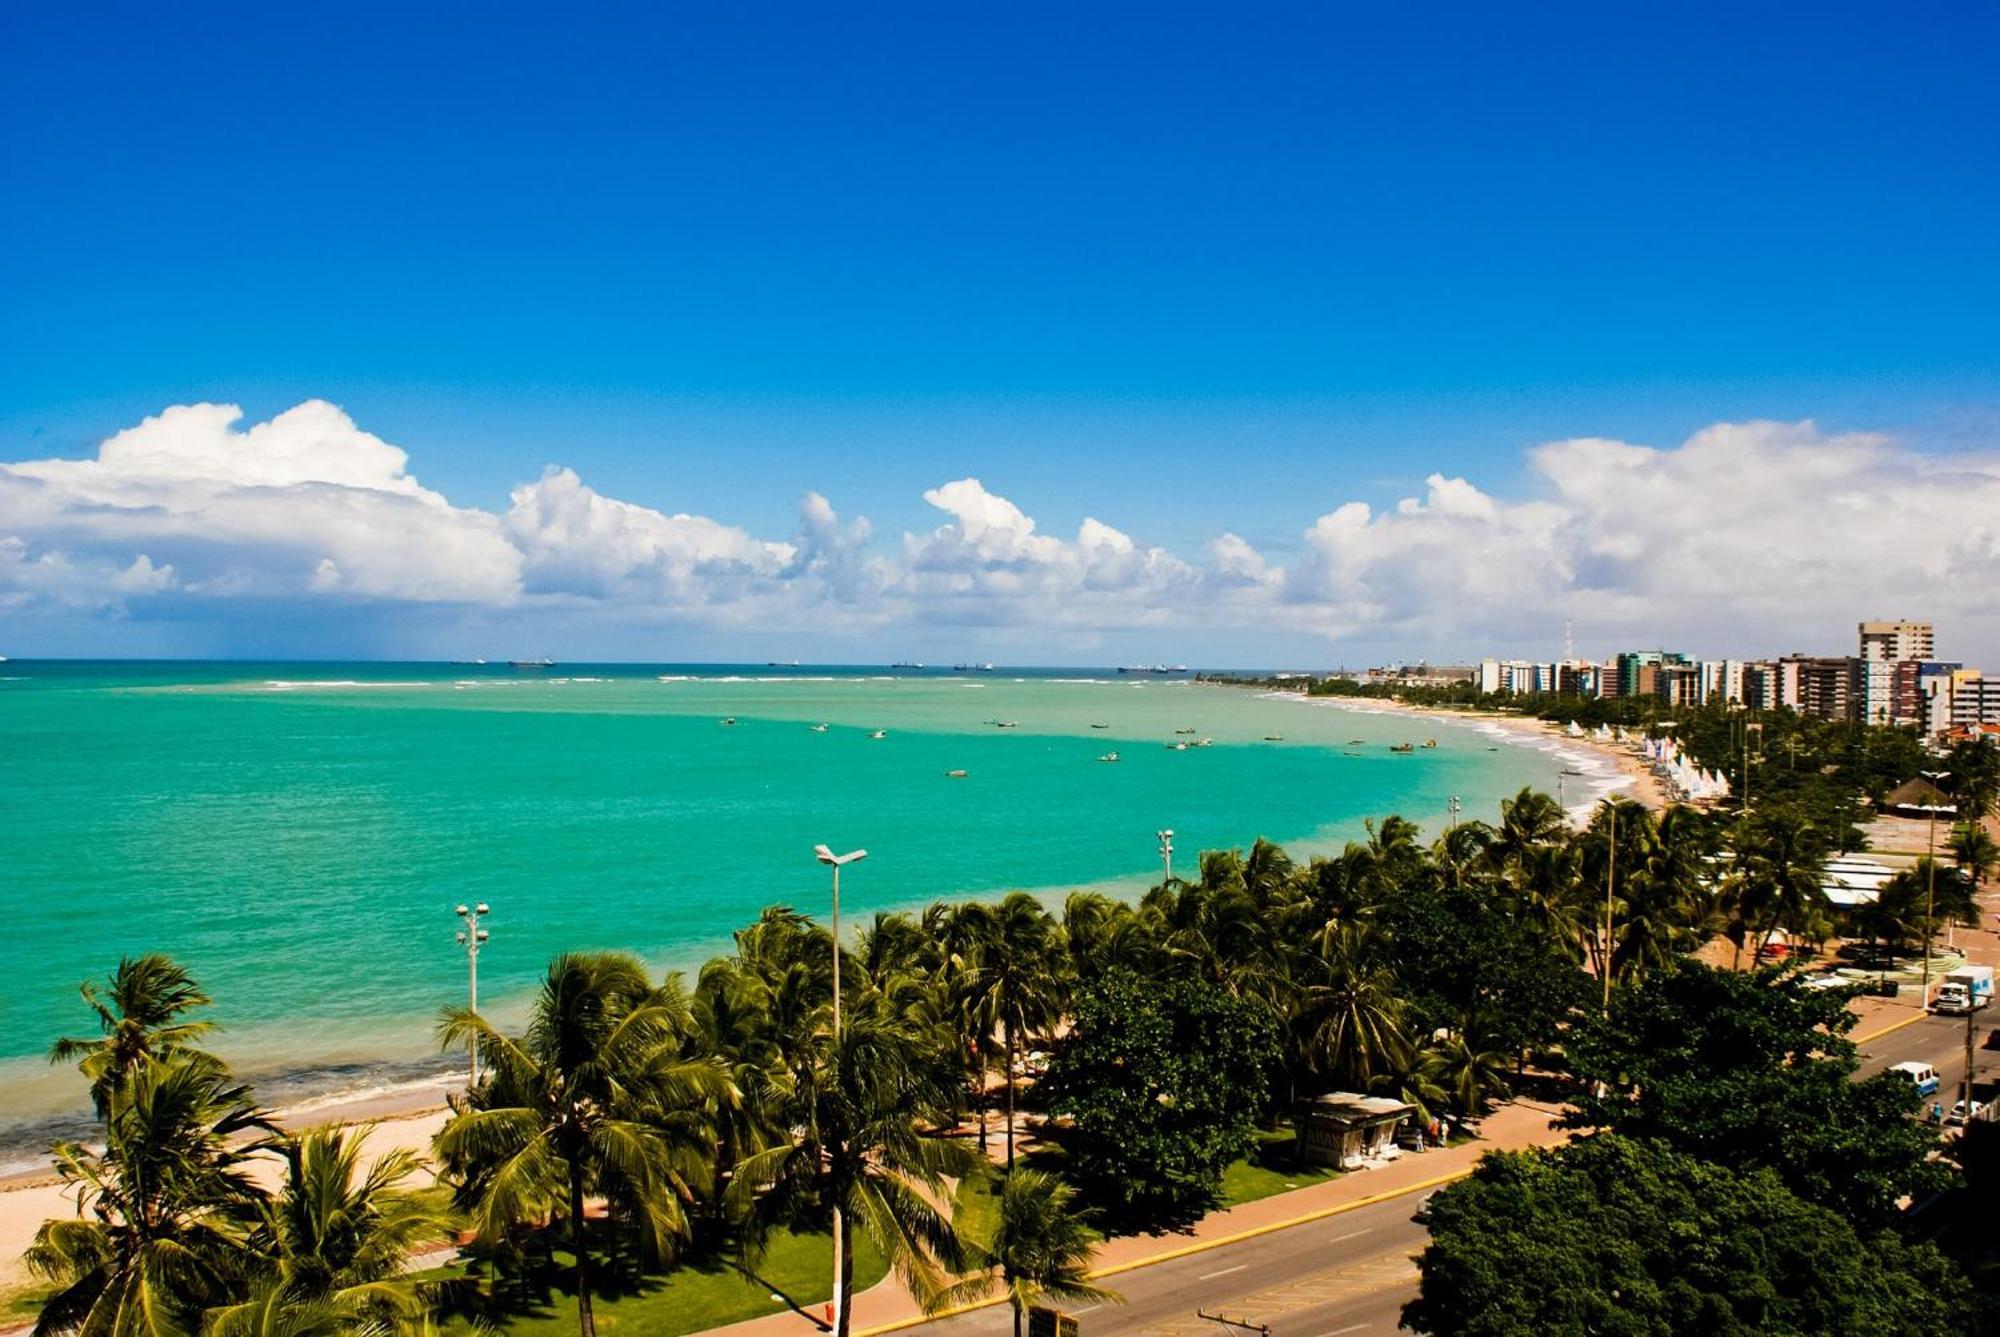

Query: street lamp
[[1448, 796, 1461, 830], [1919, 770, 1952, 1005], [812, 843, 865, 1337], [454, 902, 490, 1089], [1157, 829, 1175, 886]]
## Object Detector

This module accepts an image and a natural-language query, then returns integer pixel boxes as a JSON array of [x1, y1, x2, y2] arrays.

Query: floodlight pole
[[814, 844, 867, 1337]]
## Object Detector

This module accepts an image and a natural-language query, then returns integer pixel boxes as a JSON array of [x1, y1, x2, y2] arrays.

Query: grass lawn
[[953, 1165, 1005, 1252], [1218, 1128, 1342, 1208], [433, 1226, 888, 1337]]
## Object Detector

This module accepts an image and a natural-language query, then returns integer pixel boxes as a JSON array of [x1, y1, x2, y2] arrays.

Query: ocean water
[[0, 662, 1613, 1165]]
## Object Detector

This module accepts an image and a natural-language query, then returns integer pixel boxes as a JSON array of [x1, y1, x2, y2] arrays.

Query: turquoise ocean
[[0, 661, 1611, 1168]]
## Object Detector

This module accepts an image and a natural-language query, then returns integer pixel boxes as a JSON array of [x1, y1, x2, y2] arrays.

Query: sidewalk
[[699, 1100, 1568, 1337]]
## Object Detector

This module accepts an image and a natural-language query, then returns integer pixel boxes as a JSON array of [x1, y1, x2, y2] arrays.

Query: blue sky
[[3, 4, 1998, 664]]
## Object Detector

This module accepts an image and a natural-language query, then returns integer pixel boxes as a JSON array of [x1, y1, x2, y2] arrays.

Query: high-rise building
[[1858, 620, 1934, 662], [1779, 654, 1859, 722], [1951, 669, 2000, 728]]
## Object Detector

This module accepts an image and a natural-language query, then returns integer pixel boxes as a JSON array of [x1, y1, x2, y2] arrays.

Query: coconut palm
[[729, 990, 977, 1337], [211, 1126, 458, 1337], [1488, 787, 1568, 872], [435, 953, 725, 1337], [1291, 921, 1411, 1091], [26, 1053, 273, 1337], [1731, 813, 1830, 967], [946, 1169, 1119, 1337], [1367, 1046, 1448, 1128], [961, 895, 1066, 1167], [49, 955, 217, 1118], [1426, 1032, 1510, 1123], [1951, 823, 1999, 889]]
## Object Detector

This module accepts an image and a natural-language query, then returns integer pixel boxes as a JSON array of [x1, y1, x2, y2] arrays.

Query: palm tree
[[1732, 813, 1830, 967], [1367, 1047, 1448, 1129], [962, 895, 1066, 1167], [211, 1126, 458, 1337], [729, 990, 977, 1337], [1426, 1032, 1510, 1125], [49, 955, 217, 1117], [946, 1169, 1119, 1337], [1952, 822, 1999, 889], [27, 1053, 273, 1337], [435, 953, 725, 1337], [1291, 921, 1411, 1092], [1488, 787, 1567, 872]]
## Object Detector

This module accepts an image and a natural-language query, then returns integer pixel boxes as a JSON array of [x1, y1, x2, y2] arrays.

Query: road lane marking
[[1200, 1264, 1249, 1280], [1071, 1306, 1101, 1316], [1316, 1325, 1368, 1335], [1855, 1011, 1929, 1044], [1328, 1229, 1372, 1245]]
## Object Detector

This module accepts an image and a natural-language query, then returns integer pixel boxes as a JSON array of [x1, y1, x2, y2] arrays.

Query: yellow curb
[[1855, 1011, 1930, 1045], [854, 1165, 1477, 1336]]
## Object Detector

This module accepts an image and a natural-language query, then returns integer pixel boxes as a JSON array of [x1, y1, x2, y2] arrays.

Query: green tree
[[729, 992, 976, 1337], [49, 955, 218, 1118], [960, 894, 1067, 1168], [211, 1126, 458, 1337], [435, 953, 723, 1337], [1403, 1135, 1979, 1336], [1564, 961, 1946, 1227], [1042, 970, 1277, 1226], [27, 1054, 273, 1337], [947, 1169, 1120, 1337]]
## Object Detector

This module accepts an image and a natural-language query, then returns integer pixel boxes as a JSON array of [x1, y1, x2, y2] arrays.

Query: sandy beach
[[1295, 694, 1669, 816], [0, 1094, 454, 1299]]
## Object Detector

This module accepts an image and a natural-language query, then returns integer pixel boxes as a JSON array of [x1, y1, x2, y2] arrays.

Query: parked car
[[1948, 1099, 1988, 1126]]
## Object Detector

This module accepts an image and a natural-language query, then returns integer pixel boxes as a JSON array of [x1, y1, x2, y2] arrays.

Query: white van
[[1889, 1061, 1940, 1097]]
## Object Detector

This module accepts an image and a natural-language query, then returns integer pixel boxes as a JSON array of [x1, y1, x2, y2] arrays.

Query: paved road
[[915, 1192, 1431, 1337], [902, 1010, 1995, 1337], [1855, 1007, 1997, 1110]]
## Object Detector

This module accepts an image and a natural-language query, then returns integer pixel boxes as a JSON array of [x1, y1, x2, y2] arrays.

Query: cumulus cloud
[[4, 403, 2000, 662], [504, 465, 794, 605], [1246, 418, 2000, 656], [0, 400, 519, 604]]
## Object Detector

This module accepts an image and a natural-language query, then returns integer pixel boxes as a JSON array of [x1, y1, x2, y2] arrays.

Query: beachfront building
[[1951, 669, 2000, 729], [1859, 620, 1935, 662]]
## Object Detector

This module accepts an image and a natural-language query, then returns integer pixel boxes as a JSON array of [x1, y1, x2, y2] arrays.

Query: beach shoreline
[[1287, 693, 1669, 816]]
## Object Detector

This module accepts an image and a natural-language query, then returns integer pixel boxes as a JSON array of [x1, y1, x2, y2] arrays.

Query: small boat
[[868, 729, 887, 740], [1089, 722, 1110, 729], [995, 720, 1018, 729], [945, 769, 968, 779], [1389, 743, 1415, 754], [1421, 739, 1438, 749], [1098, 751, 1120, 763], [1194, 738, 1214, 747], [810, 723, 829, 733], [721, 717, 737, 726], [1348, 738, 1365, 744], [1168, 741, 1190, 751], [1264, 734, 1284, 742], [1174, 727, 1197, 735], [1342, 750, 1361, 757]]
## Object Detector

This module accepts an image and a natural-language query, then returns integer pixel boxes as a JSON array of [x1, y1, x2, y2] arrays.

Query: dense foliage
[[1403, 1135, 1980, 1337], [1042, 971, 1278, 1224], [1563, 962, 1948, 1226]]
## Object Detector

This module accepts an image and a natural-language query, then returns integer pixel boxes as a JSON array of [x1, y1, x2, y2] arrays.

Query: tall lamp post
[[1919, 769, 1952, 1005], [813, 843, 866, 1337], [454, 902, 490, 1088], [1157, 828, 1175, 886]]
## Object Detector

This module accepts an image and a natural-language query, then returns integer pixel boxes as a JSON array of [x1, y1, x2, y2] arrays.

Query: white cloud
[[1261, 419, 2000, 657], [0, 537, 177, 610], [5, 403, 2000, 663], [0, 400, 520, 604], [504, 466, 795, 604]]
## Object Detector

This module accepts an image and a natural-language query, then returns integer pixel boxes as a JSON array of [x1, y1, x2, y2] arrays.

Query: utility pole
[[1919, 770, 1951, 1006], [1965, 1004, 1979, 1128], [1602, 802, 1617, 1014], [454, 902, 489, 1089]]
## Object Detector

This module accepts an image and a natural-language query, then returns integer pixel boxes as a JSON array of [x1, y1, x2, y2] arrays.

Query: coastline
[[1290, 694, 1668, 817]]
